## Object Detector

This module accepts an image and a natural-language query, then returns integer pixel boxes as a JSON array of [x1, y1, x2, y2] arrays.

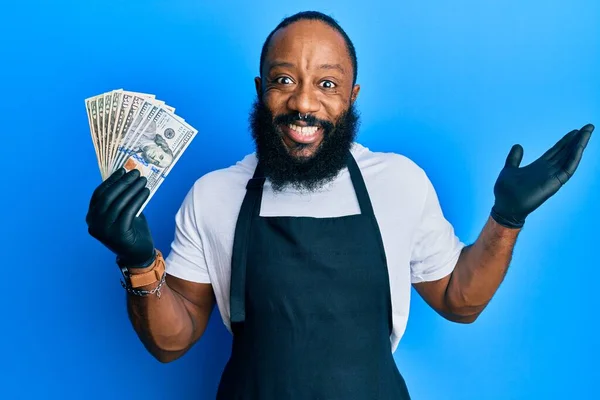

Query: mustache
[[273, 113, 335, 132]]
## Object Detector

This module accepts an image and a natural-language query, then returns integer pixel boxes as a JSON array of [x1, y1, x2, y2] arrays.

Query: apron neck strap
[[247, 150, 376, 217], [345, 151, 376, 218]]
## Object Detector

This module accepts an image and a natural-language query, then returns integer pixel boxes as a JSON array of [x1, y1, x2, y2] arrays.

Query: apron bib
[[217, 151, 411, 399]]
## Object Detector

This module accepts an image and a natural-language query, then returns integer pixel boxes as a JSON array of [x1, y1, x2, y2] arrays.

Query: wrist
[[117, 249, 156, 269], [118, 249, 166, 293], [127, 260, 158, 275], [490, 206, 525, 229]]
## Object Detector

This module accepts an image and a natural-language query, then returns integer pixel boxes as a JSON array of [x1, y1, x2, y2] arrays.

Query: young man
[[85, 11, 593, 399]]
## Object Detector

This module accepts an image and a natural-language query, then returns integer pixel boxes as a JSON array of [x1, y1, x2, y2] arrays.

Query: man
[[85, 11, 593, 399]]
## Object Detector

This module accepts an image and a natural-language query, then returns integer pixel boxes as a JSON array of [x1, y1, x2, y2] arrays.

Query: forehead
[[264, 19, 352, 73]]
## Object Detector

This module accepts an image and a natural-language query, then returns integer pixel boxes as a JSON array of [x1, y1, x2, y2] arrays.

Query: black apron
[[216, 151, 411, 399]]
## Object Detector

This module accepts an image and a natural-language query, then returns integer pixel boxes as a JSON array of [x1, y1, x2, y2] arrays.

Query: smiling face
[[250, 18, 361, 192]]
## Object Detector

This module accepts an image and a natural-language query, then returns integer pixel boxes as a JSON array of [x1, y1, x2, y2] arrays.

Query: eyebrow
[[268, 61, 346, 75], [319, 63, 345, 74]]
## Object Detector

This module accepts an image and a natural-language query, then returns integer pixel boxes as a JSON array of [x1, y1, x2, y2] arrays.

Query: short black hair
[[259, 11, 358, 86]]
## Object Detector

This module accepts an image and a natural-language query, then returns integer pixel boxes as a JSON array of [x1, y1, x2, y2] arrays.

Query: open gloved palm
[[491, 123, 594, 228]]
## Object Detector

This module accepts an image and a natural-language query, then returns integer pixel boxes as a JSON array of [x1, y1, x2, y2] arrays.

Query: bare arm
[[413, 216, 520, 323], [86, 169, 216, 362], [126, 265, 215, 363], [414, 124, 593, 322]]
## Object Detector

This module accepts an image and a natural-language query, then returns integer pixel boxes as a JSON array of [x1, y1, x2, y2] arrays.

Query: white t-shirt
[[165, 142, 465, 353]]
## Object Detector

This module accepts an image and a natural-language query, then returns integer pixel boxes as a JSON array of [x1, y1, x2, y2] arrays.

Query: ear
[[350, 84, 360, 104], [254, 77, 262, 97]]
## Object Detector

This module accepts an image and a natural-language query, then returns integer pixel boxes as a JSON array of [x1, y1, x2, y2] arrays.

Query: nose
[[286, 82, 320, 116]]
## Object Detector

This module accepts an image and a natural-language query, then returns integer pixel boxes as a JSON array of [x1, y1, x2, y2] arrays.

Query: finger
[[549, 125, 594, 164], [504, 144, 523, 168], [563, 127, 593, 177], [549, 135, 579, 167], [89, 168, 126, 209], [118, 187, 151, 229], [544, 129, 578, 163], [90, 169, 141, 218], [555, 169, 570, 186], [578, 123, 595, 139], [104, 176, 148, 225]]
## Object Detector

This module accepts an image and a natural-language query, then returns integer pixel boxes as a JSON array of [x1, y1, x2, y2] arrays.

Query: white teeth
[[289, 124, 318, 136]]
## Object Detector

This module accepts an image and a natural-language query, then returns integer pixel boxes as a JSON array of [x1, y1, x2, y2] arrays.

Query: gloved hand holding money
[[86, 168, 156, 268], [84, 89, 198, 216]]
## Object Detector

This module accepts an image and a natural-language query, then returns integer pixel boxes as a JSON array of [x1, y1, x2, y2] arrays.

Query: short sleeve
[[164, 183, 211, 283], [410, 171, 465, 284]]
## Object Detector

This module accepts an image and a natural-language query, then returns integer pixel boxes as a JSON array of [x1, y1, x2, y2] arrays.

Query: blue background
[[2, 0, 598, 399]]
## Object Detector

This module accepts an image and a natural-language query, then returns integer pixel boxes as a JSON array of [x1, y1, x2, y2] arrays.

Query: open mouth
[[281, 123, 323, 144]]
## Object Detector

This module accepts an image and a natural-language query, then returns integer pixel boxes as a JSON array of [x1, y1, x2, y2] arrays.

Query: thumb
[[504, 144, 524, 168]]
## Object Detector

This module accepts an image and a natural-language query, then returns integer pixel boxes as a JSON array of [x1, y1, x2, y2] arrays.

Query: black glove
[[86, 168, 155, 267], [491, 123, 594, 229]]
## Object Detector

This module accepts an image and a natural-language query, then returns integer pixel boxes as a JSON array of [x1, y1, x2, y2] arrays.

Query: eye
[[320, 80, 336, 89], [275, 76, 293, 85]]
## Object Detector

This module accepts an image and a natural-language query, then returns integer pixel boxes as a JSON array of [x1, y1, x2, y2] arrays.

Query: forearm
[[445, 215, 521, 318], [85, 169, 208, 362], [126, 269, 195, 362]]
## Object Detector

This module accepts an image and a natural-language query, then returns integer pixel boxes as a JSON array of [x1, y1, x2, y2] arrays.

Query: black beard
[[249, 98, 360, 192]]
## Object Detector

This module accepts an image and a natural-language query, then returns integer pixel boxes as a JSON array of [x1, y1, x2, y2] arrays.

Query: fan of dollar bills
[[85, 89, 198, 215]]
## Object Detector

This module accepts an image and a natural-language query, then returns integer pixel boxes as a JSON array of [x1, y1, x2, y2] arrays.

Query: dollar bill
[[128, 91, 156, 100], [109, 91, 133, 173], [102, 92, 113, 175], [107, 89, 123, 175], [113, 100, 164, 171], [109, 95, 148, 173], [86, 88, 198, 215], [120, 106, 198, 216], [96, 95, 106, 178], [85, 96, 102, 170]]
